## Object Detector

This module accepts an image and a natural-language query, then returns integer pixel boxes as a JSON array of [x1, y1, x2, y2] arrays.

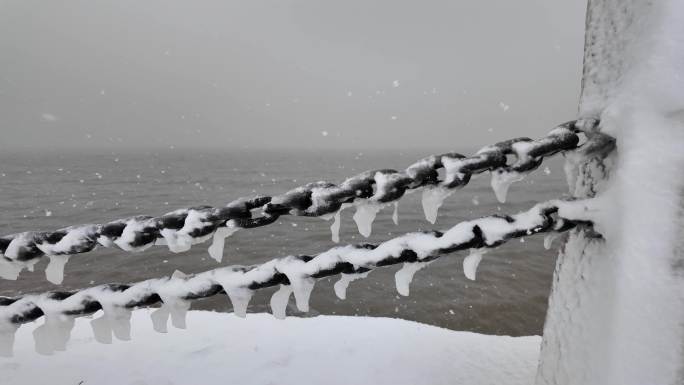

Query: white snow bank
[[4, 310, 540, 385]]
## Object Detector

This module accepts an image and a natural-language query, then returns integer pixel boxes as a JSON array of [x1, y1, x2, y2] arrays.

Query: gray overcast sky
[[0, 0, 586, 151]]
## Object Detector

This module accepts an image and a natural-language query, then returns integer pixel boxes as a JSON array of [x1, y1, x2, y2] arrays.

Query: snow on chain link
[[0, 119, 613, 285], [0, 198, 596, 331]]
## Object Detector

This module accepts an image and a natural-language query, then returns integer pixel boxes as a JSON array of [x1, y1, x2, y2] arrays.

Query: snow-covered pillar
[[536, 1, 684, 385]]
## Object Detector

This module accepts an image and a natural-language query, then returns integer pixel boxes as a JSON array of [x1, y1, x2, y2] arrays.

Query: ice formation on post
[[536, 1, 684, 384]]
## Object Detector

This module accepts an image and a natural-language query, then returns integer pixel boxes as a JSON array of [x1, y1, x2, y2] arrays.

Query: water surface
[[0, 148, 571, 335]]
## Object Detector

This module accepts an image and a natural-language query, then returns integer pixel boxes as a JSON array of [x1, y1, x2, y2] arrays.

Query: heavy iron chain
[[0, 119, 612, 270], [0, 199, 593, 326]]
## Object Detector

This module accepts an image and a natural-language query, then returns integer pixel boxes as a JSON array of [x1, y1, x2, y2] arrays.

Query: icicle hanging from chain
[[0, 120, 614, 285], [0, 198, 599, 356]]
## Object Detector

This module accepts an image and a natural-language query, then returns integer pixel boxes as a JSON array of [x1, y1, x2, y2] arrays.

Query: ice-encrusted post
[[536, 1, 684, 385]]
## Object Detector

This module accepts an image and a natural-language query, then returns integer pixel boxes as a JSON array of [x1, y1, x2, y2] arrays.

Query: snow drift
[[4, 310, 540, 385]]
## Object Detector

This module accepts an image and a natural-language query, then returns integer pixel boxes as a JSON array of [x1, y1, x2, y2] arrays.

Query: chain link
[[0, 199, 592, 327], [0, 119, 612, 277]]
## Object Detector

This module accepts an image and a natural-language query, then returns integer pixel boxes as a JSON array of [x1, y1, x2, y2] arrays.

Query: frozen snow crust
[[4, 310, 541, 385]]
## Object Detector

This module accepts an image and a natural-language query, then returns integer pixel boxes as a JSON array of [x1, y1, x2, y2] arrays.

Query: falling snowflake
[[41, 113, 58, 122]]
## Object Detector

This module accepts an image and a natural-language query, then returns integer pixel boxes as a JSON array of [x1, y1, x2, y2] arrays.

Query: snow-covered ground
[[4, 310, 540, 385]]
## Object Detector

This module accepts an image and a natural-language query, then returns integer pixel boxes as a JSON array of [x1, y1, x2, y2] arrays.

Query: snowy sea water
[[0, 148, 570, 336]]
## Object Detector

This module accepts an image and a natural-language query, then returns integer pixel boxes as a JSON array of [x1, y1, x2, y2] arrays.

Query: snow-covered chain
[[0, 119, 613, 284], [0, 199, 595, 338]]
